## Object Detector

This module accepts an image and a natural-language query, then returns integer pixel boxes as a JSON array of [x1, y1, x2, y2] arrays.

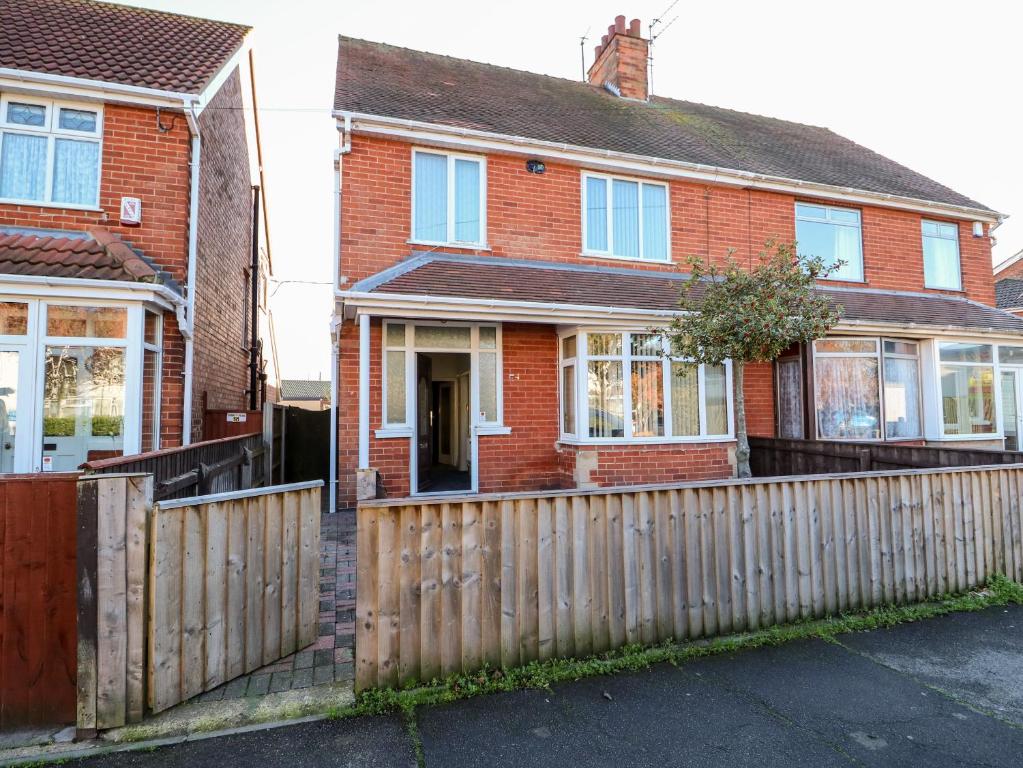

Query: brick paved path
[[198, 509, 356, 701]]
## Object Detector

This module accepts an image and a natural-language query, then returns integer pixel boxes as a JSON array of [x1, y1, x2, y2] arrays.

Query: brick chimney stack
[[587, 15, 648, 100]]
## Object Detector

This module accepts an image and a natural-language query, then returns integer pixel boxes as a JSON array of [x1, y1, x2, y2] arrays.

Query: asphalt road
[[71, 604, 1023, 767]]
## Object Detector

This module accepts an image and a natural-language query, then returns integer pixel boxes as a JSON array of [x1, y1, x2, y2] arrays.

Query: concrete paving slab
[[837, 605, 1023, 726]]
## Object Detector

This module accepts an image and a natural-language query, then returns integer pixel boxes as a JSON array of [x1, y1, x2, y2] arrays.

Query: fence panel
[[0, 474, 78, 730], [356, 465, 1023, 691], [147, 482, 321, 714]]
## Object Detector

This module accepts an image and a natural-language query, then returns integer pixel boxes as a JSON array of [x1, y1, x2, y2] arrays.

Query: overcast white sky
[[126, 0, 1023, 381]]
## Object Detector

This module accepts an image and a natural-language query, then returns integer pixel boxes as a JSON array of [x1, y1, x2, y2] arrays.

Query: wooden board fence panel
[[147, 482, 321, 714], [356, 465, 1023, 691]]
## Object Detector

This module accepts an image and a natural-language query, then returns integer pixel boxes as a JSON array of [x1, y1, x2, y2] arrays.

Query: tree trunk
[[734, 360, 751, 478]]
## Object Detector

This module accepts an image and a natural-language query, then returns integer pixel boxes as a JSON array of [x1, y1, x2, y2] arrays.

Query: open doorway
[[416, 352, 472, 493]]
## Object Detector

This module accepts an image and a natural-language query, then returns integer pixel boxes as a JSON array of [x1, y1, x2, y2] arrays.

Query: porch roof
[[343, 253, 1023, 335]]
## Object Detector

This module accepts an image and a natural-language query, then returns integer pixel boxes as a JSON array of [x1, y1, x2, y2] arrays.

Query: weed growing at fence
[[333, 575, 1023, 721]]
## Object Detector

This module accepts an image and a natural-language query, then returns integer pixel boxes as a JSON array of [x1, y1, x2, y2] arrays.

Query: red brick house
[[331, 15, 1021, 507], [0, 0, 276, 473]]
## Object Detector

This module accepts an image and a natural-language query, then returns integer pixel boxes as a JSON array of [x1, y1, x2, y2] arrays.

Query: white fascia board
[[833, 318, 1023, 341], [0, 68, 196, 110], [0, 274, 183, 309], [334, 110, 1003, 224]]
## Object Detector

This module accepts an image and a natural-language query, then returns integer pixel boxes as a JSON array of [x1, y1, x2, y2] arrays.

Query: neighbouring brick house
[[0, 0, 277, 473], [331, 14, 1022, 506], [995, 249, 1023, 318]]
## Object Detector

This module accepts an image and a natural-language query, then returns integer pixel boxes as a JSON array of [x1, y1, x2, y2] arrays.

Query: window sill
[[407, 239, 491, 252], [932, 433, 1000, 442], [0, 197, 102, 213], [923, 284, 964, 293], [375, 426, 412, 439], [817, 276, 866, 284], [557, 436, 735, 447], [579, 252, 672, 266], [476, 424, 511, 436]]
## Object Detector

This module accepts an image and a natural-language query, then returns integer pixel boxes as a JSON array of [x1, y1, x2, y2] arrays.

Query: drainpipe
[[329, 116, 352, 512], [182, 102, 202, 445], [248, 185, 261, 410], [328, 317, 340, 513]]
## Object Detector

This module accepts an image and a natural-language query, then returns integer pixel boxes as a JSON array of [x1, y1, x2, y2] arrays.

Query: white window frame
[[935, 340, 997, 439], [795, 202, 864, 282], [811, 337, 924, 442], [580, 171, 671, 263], [921, 219, 962, 291], [558, 328, 733, 444], [409, 148, 487, 248], [141, 308, 163, 452], [0, 94, 103, 210]]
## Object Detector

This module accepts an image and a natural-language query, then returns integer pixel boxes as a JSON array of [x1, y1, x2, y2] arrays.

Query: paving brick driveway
[[198, 509, 356, 701]]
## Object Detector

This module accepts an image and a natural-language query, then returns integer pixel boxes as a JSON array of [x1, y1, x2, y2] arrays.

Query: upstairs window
[[0, 96, 102, 207], [795, 203, 863, 282], [582, 173, 669, 262], [922, 220, 961, 290], [411, 149, 485, 246]]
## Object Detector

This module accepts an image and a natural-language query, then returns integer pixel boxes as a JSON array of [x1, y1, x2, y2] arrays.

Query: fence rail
[[82, 433, 267, 501], [356, 465, 1023, 691], [749, 436, 1023, 477]]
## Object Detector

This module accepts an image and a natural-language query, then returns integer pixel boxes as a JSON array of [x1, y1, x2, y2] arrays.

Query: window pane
[[453, 158, 480, 243], [58, 108, 97, 132], [479, 351, 498, 422], [641, 183, 668, 261], [0, 302, 28, 335], [705, 364, 728, 435], [585, 176, 608, 252], [1002, 372, 1018, 451], [144, 311, 160, 346], [587, 332, 621, 356], [883, 340, 917, 356], [923, 230, 961, 289], [814, 356, 881, 439], [796, 217, 862, 281], [631, 360, 664, 437], [0, 132, 47, 200], [941, 365, 995, 435], [939, 343, 992, 364], [561, 335, 577, 360], [611, 179, 639, 258], [670, 362, 699, 436], [814, 339, 876, 354], [828, 208, 860, 224], [795, 203, 826, 219], [52, 138, 99, 205], [884, 357, 921, 439], [7, 102, 45, 126], [141, 346, 159, 453], [478, 326, 496, 349], [588, 360, 624, 438], [921, 221, 939, 237], [385, 350, 406, 424], [999, 346, 1023, 366], [414, 325, 470, 349], [385, 323, 406, 348], [562, 364, 575, 434], [0, 351, 18, 472], [43, 346, 125, 469], [630, 332, 662, 357], [413, 152, 447, 242], [47, 305, 127, 338]]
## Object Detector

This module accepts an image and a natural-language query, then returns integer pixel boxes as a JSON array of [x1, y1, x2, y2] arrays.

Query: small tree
[[663, 241, 842, 478]]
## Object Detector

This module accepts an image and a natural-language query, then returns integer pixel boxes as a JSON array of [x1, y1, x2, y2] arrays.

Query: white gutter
[[0, 68, 195, 108], [334, 110, 1004, 225], [0, 273, 184, 308], [182, 102, 202, 445], [329, 116, 352, 511]]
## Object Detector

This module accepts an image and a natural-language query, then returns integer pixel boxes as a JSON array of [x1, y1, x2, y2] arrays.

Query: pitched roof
[[996, 278, 1023, 310], [335, 37, 990, 212], [0, 226, 178, 287], [280, 380, 330, 401], [0, 0, 249, 94], [351, 253, 1023, 335]]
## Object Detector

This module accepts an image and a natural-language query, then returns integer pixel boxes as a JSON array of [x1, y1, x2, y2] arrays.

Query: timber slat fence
[[750, 436, 1023, 477], [356, 464, 1023, 691]]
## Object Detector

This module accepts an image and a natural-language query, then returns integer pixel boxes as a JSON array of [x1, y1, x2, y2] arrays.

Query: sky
[[124, 0, 1023, 381]]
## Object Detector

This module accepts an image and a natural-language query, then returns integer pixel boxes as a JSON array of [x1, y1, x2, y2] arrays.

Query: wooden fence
[[82, 433, 268, 502], [356, 465, 1023, 690], [0, 474, 78, 729], [750, 436, 1023, 477], [148, 481, 322, 713]]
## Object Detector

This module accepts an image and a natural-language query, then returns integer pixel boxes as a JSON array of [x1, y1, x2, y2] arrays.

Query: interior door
[[1001, 370, 1021, 451], [416, 354, 433, 491]]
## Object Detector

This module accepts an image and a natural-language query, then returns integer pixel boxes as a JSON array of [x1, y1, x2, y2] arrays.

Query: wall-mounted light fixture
[[526, 159, 546, 174], [972, 221, 985, 237]]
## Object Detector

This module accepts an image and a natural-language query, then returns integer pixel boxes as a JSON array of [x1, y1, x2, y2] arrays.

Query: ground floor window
[[813, 338, 922, 441], [560, 329, 731, 443], [939, 342, 995, 436]]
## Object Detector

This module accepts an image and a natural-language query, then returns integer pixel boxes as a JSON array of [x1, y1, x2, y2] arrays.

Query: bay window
[[0, 96, 102, 207], [939, 343, 995, 436], [561, 330, 731, 443], [813, 338, 921, 441], [795, 203, 863, 282], [582, 173, 669, 262], [411, 149, 485, 246]]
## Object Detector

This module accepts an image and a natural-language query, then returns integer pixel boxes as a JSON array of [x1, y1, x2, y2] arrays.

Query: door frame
[[1000, 367, 1023, 450]]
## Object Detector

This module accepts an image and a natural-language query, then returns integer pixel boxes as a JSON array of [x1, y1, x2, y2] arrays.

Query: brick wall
[[557, 442, 735, 487], [191, 69, 253, 439]]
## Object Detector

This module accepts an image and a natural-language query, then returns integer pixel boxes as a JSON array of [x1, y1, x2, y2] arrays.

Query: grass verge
[[334, 574, 1023, 720]]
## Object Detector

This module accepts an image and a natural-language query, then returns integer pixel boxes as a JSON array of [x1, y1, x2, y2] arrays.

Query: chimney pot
[[588, 15, 649, 100], [614, 15, 626, 34], [594, 44, 602, 58], [629, 18, 641, 36], [600, 33, 608, 47]]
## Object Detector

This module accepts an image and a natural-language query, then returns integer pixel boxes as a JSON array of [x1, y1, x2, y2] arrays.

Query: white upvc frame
[[795, 201, 864, 282], [409, 147, 487, 248], [811, 336, 924, 442], [933, 339, 998, 440], [558, 328, 734, 445], [141, 308, 163, 452], [921, 219, 963, 291], [580, 170, 671, 264], [0, 93, 103, 210]]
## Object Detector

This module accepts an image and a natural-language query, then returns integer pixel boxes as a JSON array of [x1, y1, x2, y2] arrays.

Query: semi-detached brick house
[[331, 14, 1022, 508], [0, 0, 278, 474]]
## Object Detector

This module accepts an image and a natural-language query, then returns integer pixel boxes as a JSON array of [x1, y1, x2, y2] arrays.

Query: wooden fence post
[[76, 479, 100, 741]]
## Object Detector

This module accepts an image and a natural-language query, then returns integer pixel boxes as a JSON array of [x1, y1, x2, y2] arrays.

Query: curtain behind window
[[670, 362, 699, 436], [611, 179, 639, 258], [641, 183, 667, 261], [833, 224, 862, 280], [52, 138, 99, 205], [815, 357, 880, 439], [453, 158, 480, 243], [923, 235, 960, 289], [883, 357, 921, 438], [0, 133, 47, 200], [413, 152, 447, 242], [585, 177, 607, 252]]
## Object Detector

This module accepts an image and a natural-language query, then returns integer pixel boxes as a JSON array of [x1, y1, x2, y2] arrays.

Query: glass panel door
[[1001, 370, 1020, 451], [777, 358, 804, 439], [0, 351, 19, 473]]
